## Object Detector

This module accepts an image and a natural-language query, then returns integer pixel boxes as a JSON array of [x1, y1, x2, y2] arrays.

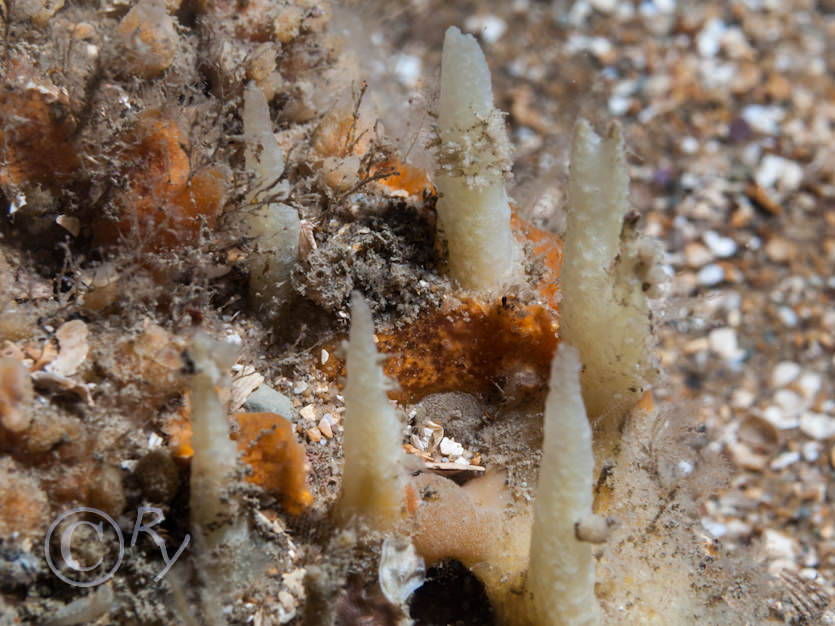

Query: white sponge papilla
[[527, 344, 602, 626], [188, 332, 245, 548], [241, 82, 301, 317], [435, 27, 519, 292], [559, 120, 658, 422], [338, 292, 405, 529]]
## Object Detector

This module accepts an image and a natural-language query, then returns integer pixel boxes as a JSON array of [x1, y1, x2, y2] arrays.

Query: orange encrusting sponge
[[315, 210, 564, 405], [93, 111, 227, 251], [511, 210, 564, 311], [0, 77, 79, 191], [167, 406, 312, 515], [235, 412, 313, 515], [375, 206, 563, 404], [374, 158, 435, 198], [377, 297, 559, 404]]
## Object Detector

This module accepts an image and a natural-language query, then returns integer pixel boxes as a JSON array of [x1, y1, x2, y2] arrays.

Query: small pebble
[[317, 416, 333, 439], [244, 385, 295, 417], [724, 519, 753, 540], [799, 568, 819, 580], [773, 389, 804, 416], [708, 327, 744, 361], [608, 94, 632, 116], [312, 382, 330, 399], [762, 405, 799, 430], [697, 18, 726, 58], [765, 237, 796, 263], [730, 388, 755, 408], [777, 306, 798, 327], [741, 104, 785, 135], [801, 441, 820, 463], [698, 263, 725, 286], [796, 372, 821, 399], [393, 54, 421, 87], [799, 413, 835, 441], [681, 136, 699, 154], [293, 381, 308, 394], [676, 460, 694, 477], [771, 361, 801, 388], [702, 518, 727, 538], [755, 154, 803, 191], [702, 231, 737, 258], [684, 241, 713, 267], [764, 529, 797, 561], [728, 118, 752, 143], [770, 451, 800, 471]]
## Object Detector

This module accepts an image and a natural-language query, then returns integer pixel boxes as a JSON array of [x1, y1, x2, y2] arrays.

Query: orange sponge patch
[[511, 212, 563, 311], [0, 83, 79, 191], [94, 111, 227, 251], [373, 159, 434, 198], [377, 297, 559, 404], [235, 412, 312, 515]]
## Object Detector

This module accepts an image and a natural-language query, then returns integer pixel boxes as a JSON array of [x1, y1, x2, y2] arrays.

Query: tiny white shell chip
[[439, 437, 463, 458], [46, 320, 89, 377], [299, 404, 316, 422], [56, 215, 81, 237], [379, 538, 425, 605]]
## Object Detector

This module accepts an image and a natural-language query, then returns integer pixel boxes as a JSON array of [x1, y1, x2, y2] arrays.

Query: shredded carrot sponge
[[0, 72, 78, 192]]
